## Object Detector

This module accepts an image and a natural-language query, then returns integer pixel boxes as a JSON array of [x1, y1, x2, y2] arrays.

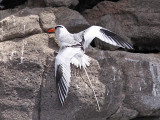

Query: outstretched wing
[[55, 47, 82, 105], [81, 26, 133, 49]]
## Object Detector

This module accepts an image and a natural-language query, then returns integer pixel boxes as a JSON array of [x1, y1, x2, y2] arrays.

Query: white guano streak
[[19, 25, 26, 64], [125, 58, 140, 63], [149, 62, 160, 96], [111, 66, 116, 81]]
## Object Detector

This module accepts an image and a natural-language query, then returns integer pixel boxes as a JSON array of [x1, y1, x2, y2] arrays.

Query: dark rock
[[106, 106, 138, 120], [54, 7, 90, 33], [83, 0, 160, 53], [75, 0, 104, 12], [28, 0, 45, 7], [132, 116, 160, 120], [44, 0, 79, 7], [0, 0, 27, 9]]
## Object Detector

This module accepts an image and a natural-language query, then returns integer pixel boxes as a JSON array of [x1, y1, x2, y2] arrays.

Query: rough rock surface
[[0, 8, 22, 21], [54, 7, 89, 33], [0, 33, 55, 120], [44, 0, 79, 7], [0, 0, 160, 120], [39, 9, 56, 32], [87, 48, 160, 119], [0, 15, 42, 41], [83, 0, 160, 52], [40, 7, 89, 33], [0, 7, 89, 41], [28, 0, 45, 7], [1, 33, 160, 119]]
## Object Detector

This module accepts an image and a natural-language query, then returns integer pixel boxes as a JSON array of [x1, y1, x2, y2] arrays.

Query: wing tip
[[56, 64, 70, 106], [100, 28, 134, 50], [57, 82, 69, 106], [57, 85, 65, 106]]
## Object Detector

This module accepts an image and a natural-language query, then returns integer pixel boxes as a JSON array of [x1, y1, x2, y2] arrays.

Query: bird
[[48, 25, 133, 110]]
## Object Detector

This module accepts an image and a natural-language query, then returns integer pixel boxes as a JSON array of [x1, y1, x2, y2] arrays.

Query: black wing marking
[[100, 28, 133, 49], [55, 47, 80, 105], [81, 26, 133, 50], [56, 64, 69, 105]]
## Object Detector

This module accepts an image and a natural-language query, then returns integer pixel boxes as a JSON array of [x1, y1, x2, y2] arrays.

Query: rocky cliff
[[0, 0, 160, 120]]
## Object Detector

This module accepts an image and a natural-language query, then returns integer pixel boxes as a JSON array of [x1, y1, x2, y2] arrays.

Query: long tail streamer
[[83, 67, 100, 111]]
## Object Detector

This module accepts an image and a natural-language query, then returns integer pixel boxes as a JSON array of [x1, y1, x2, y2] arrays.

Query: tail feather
[[71, 51, 90, 68]]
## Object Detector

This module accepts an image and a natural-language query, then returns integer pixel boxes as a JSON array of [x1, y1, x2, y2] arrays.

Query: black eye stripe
[[55, 26, 63, 29]]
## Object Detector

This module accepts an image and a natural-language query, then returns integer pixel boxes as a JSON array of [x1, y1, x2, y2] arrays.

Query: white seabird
[[48, 25, 133, 110]]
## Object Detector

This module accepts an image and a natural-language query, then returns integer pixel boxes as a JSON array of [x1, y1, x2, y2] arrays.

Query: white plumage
[[55, 46, 90, 105], [50, 25, 133, 109]]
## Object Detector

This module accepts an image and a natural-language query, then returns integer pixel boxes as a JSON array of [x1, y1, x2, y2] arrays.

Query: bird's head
[[48, 25, 69, 37], [47, 25, 67, 33]]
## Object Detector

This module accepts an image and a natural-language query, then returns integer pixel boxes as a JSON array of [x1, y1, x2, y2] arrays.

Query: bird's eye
[[55, 26, 63, 29]]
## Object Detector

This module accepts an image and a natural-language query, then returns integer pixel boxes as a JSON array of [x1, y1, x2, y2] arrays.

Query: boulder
[[0, 15, 42, 41], [1, 33, 160, 119], [44, 0, 79, 7], [28, 0, 45, 7], [14, 7, 45, 16], [54, 7, 89, 33], [86, 48, 160, 119], [0, 8, 21, 21], [39, 7, 89, 32], [39, 8, 56, 32], [0, 7, 89, 42], [0, 33, 56, 120], [83, 0, 160, 52]]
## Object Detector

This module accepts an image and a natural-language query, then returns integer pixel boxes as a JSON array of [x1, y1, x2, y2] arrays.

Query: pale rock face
[[39, 9, 56, 32], [0, 15, 42, 41]]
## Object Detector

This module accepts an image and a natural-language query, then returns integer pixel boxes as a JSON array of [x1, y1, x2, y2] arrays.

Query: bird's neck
[[55, 29, 72, 48], [56, 29, 70, 38]]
